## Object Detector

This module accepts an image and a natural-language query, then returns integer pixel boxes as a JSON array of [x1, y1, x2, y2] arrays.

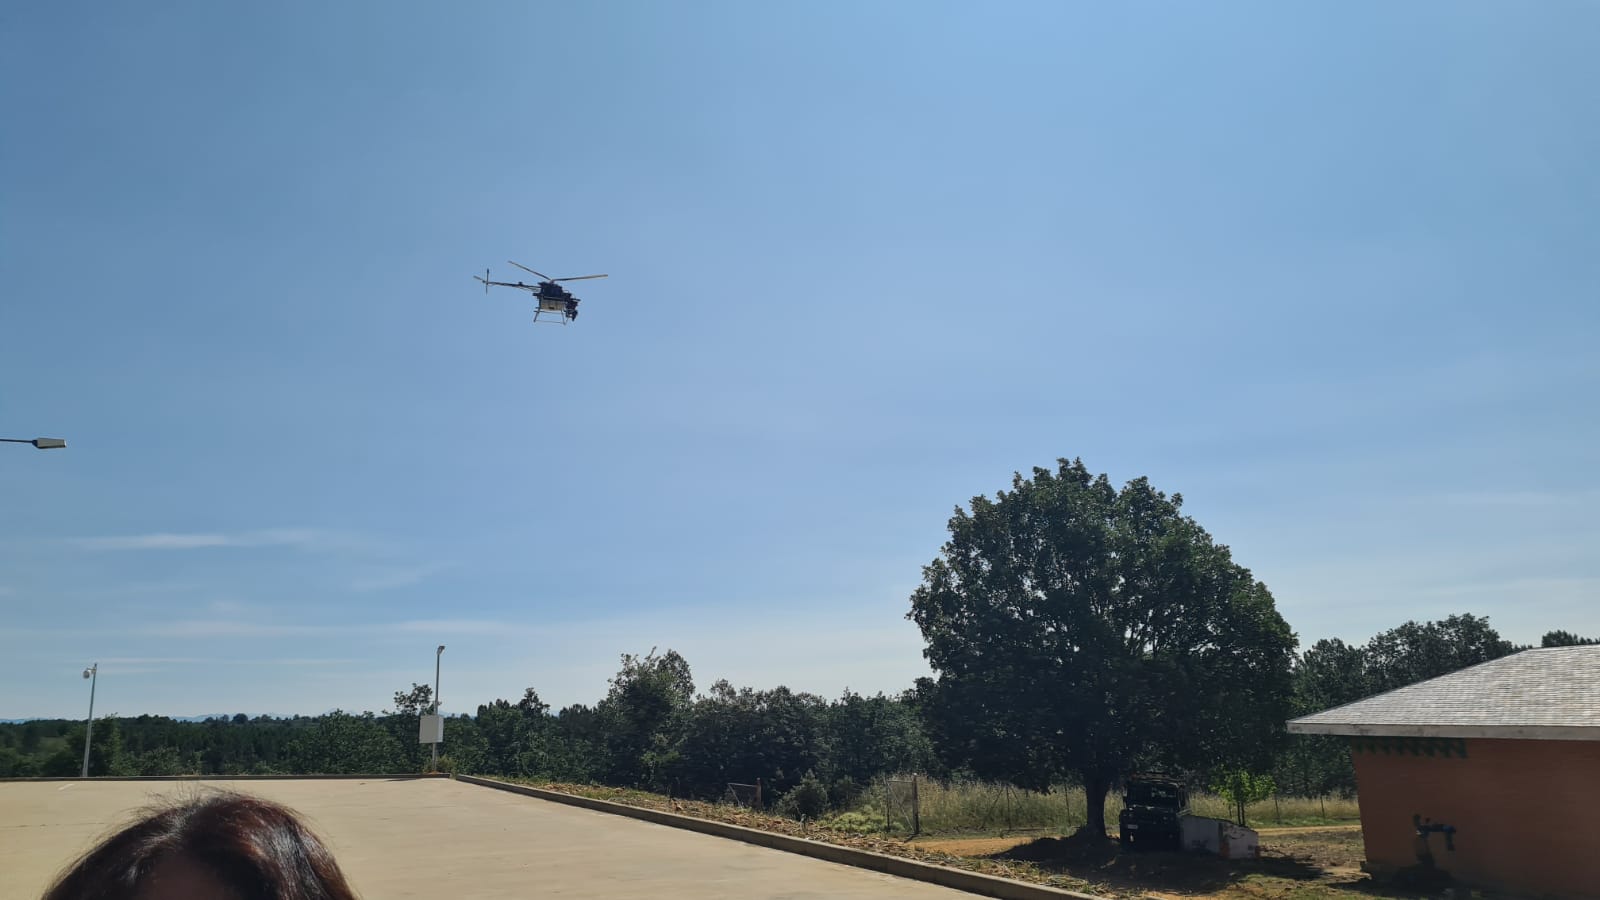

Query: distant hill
[[1, 713, 300, 724]]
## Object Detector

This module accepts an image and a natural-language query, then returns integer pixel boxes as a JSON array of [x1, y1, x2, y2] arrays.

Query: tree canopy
[[908, 459, 1297, 836]]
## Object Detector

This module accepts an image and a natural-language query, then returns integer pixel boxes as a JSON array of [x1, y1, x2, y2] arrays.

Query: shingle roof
[[1287, 646, 1600, 741]]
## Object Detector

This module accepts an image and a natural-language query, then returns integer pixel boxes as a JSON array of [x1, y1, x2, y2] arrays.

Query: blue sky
[[3, 2, 1596, 719]]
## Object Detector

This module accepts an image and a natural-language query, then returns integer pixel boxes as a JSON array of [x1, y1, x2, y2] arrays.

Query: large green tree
[[908, 459, 1297, 838], [597, 649, 695, 788]]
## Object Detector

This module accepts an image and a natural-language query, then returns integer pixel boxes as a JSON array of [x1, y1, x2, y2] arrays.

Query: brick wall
[[1352, 737, 1600, 898]]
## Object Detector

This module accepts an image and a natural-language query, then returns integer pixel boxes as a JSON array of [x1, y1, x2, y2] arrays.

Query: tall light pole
[[431, 645, 445, 772], [1, 437, 67, 450], [80, 664, 97, 778]]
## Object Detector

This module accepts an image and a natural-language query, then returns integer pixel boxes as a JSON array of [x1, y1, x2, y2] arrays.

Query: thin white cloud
[[71, 529, 332, 552], [96, 657, 359, 666], [129, 618, 544, 639], [137, 620, 333, 638], [76, 533, 234, 550], [385, 618, 536, 636], [99, 657, 213, 665], [1416, 575, 1600, 598], [349, 563, 453, 592], [1437, 490, 1600, 508]]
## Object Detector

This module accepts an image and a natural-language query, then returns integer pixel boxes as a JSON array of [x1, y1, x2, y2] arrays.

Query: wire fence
[[724, 780, 763, 809], [883, 777, 920, 835]]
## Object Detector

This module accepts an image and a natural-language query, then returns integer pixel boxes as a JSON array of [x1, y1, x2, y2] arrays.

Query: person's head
[[44, 792, 358, 900]]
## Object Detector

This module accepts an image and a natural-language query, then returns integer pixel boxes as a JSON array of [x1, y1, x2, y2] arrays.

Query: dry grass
[[842, 778, 1361, 835]]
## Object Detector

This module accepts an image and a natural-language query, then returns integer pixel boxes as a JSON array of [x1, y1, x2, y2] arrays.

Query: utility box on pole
[[419, 714, 443, 745]]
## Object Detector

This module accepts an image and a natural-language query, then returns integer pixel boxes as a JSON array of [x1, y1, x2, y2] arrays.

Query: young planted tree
[[909, 459, 1297, 838], [1211, 769, 1276, 826]]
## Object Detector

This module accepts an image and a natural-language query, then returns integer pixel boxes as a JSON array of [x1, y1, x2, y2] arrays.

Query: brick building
[[1288, 646, 1600, 899]]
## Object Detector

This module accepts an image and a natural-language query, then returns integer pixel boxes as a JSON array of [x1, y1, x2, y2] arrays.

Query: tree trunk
[[1084, 774, 1111, 839]]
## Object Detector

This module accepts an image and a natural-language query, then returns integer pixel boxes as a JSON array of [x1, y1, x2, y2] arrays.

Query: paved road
[[1, 778, 974, 899]]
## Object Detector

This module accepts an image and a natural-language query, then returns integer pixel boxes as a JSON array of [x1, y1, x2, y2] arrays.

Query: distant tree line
[[0, 649, 934, 812], [1, 617, 1589, 811]]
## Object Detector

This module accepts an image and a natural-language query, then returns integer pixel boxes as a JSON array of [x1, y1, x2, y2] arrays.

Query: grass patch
[[835, 778, 1360, 836]]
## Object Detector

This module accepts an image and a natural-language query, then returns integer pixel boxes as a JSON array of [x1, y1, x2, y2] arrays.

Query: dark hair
[[44, 792, 359, 900]]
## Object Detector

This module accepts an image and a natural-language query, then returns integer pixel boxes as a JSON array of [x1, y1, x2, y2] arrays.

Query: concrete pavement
[[1, 778, 976, 899]]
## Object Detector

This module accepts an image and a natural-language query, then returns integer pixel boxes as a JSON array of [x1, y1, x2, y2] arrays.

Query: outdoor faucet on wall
[[1420, 810, 1459, 851]]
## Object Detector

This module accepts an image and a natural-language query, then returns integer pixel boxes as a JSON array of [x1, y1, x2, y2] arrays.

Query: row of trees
[[0, 653, 934, 811], [1, 617, 1586, 824], [3, 459, 1590, 839]]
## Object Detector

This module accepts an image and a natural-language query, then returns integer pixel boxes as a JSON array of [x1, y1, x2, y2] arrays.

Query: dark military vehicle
[[1118, 776, 1189, 849]]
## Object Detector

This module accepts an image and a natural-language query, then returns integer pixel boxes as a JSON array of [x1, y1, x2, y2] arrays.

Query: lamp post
[[431, 645, 445, 772], [80, 664, 97, 778], [1, 437, 67, 450]]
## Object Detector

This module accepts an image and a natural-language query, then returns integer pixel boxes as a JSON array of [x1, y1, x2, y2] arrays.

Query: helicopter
[[474, 261, 608, 323]]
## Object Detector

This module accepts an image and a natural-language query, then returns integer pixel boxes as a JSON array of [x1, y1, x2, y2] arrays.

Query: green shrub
[[780, 771, 831, 820], [823, 811, 884, 834], [826, 776, 863, 811]]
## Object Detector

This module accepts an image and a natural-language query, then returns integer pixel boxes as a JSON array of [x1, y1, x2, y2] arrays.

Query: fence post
[[884, 776, 891, 834], [1274, 794, 1281, 824], [911, 775, 921, 836], [755, 778, 763, 810]]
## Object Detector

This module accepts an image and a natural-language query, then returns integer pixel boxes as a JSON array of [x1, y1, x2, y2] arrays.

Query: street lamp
[[81, 664, 98, 778], [431, 645, 445, 772], [1, 437, 67, 450]]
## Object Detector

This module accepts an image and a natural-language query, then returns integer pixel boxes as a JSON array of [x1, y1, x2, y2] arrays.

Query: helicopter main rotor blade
[[508, 260, 552, 280], [478, 278, 538, 291], [553, 274, 608, 282]]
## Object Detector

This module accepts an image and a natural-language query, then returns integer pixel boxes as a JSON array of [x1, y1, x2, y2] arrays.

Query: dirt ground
[[916, 827, 1400, 900], [916, 825, 1361, 859]]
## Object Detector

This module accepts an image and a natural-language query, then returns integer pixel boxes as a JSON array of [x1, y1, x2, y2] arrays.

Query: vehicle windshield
[[1126, 783, 1181, 805]]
